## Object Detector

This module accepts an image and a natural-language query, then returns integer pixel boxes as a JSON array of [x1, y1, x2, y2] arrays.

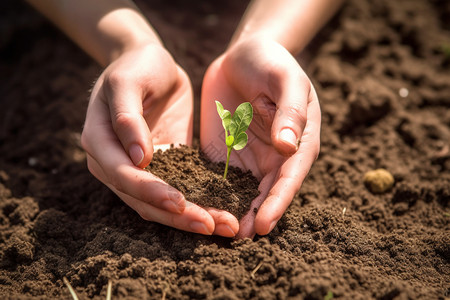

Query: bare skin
[[27, 0, 343, 238]]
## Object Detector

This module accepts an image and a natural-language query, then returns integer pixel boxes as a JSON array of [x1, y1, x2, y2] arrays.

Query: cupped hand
[[81, 43, 217, 235], [200, 38, 321, 238]]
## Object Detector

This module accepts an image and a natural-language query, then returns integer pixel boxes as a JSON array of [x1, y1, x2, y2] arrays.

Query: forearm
[[26, 0, 162, 66], [230, 0, 344, 55]]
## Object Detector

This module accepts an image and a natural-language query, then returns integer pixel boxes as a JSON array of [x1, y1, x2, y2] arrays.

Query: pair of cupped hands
[[81, 38, 321, 239]]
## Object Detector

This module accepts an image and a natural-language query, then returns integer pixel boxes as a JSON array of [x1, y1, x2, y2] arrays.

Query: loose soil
[[148, 145, 259, 220], [0, 0, 449, 299]]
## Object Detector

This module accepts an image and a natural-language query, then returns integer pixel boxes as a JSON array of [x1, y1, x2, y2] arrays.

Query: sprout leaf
[[215, 100, 253, 178]]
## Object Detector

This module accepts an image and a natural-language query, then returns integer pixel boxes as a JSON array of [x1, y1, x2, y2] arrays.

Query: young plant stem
[[223, 146, 232, 179], [215, 101, 253, 179]]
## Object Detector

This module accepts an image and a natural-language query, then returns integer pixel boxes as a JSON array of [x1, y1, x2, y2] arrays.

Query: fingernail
[[162, 200, 183, 214], [190, 221, 212, 235], [279, 128, 298, 149], [268, 220, 278, 233], [129, 144, 144, 166], [220, 224, 237, 237]]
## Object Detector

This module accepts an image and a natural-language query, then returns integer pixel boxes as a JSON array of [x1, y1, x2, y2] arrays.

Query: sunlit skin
[[201, 39, 321, 238]]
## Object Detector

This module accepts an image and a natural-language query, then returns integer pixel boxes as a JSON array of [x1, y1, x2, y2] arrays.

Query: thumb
[[271, 74, 312, 156], [106, 86, 153, 168]]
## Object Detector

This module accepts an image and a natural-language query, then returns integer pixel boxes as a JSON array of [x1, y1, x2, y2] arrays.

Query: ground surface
[[0, 0, 449, 299]]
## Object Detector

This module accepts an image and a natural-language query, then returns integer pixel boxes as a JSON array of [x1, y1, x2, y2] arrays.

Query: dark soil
[[148, 145, 259, 220], [0, 0, 449, 299]]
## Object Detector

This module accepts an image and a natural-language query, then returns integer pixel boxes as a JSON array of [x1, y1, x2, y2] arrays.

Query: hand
[[200, 38, 321, 238], [81, 43, 216, 235]]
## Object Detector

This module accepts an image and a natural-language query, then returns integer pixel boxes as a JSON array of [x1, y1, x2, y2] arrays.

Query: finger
[[249, 94, 276, 145], [82, 100, 185, 213], [270, 66, 313, 156], [103, 72, 153, 168], [236, 172, 277, 239], [204, 208, 239, 237], [116, 184, 214, 235], [256, 96, 321, 235], [128, 201, 214, 235], [86, 152, 185, 215], [88, 155, 214, 235]]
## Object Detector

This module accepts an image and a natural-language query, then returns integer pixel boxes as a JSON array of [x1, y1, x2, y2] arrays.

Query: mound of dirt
[[148, 145, 259, 220]]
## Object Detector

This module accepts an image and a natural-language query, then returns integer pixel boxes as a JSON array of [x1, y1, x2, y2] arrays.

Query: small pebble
[[363, 168, 394, 193], [399, 88, 409, 98], [28, 157, 38, 167]]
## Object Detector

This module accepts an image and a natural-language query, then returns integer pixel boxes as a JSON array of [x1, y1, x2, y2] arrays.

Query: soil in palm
[[147, 145, 259, 220]]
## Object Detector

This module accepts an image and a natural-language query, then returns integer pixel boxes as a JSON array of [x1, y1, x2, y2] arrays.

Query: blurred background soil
[[0, 0, 449, 299]]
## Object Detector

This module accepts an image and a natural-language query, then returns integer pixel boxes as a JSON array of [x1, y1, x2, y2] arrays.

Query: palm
[[141, 67, 193, 147], [202, 61, 285, 179], [113, 46, 193, 147], [201, 40, 321, 237], [201, 55, 285, 235]]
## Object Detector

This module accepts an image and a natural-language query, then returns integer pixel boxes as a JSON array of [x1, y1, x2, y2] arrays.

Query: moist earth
[[0, 0, 449, 299], [148, 145, 259, 220]]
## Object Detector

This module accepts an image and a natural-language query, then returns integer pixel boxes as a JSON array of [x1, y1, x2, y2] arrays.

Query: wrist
[[111, 36, 163, 64], [91, 3, 165, 66], [229, 0, 345, 56], [104, 24, 164, 65], [225, 35, 285, 59], [229, 28, 307, 56]]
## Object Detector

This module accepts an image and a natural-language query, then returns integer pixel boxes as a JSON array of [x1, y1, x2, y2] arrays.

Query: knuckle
[[105, 69, 128, 89], [286, 104, 307, 127], [80, 129, 89, 152], [113, 112, 136, 132], [287, 103, 305, 117], [85, 158, 97, 177], [298, 113, 308, 129], [313, 144, 321, 161], [169, 214, 177, 227], [299, 74, 312, 94], [138, 210, 154, 222]]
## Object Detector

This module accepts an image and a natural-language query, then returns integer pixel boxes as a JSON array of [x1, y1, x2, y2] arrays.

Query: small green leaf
[[215, 100, 225, 116], [229, 102, 253, 138], [215, 101, 231, 131], [324, 291, 334, 300], [215, 100, 254, 179], [226, 135, 234, 147], [233, 132, 248, 150]]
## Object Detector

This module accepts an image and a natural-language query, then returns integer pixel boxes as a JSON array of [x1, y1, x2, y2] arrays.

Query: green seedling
[[215, 101, 253, 179], [324, 291, 334, 300]]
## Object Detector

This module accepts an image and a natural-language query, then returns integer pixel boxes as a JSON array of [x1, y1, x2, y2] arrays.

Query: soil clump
[[148, 145, 259, 220]]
